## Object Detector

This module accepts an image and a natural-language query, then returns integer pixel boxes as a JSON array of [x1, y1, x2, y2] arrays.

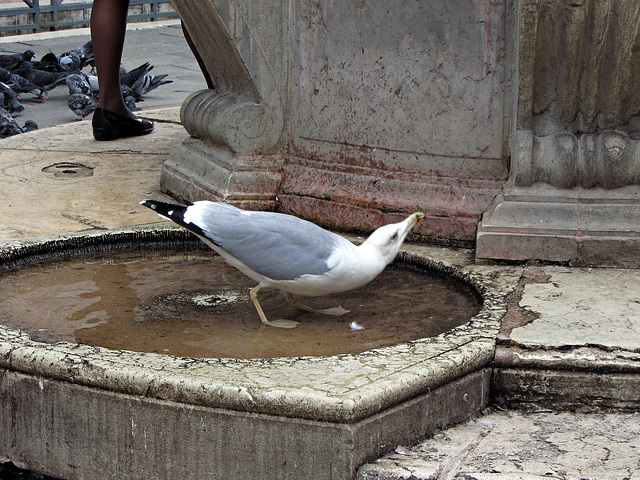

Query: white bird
[[141, 200, 424, 328]]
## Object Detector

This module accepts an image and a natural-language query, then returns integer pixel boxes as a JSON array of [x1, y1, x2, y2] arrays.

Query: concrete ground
[[0, 23, 638, 480]]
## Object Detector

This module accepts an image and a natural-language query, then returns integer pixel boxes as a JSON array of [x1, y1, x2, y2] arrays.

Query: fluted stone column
[[476, 0, 640, 266]]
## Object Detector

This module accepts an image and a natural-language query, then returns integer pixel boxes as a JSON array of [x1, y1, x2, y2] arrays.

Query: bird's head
[[360, 212, 424, 263]]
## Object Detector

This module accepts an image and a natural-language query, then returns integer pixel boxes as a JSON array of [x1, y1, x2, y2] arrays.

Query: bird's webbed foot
[[250, 286, 299, 328], [285, 293, 350, 316], [265, 318, 299, 329]]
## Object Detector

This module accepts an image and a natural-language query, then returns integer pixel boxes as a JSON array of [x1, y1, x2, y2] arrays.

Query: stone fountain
[[2, 1, 639, 479]]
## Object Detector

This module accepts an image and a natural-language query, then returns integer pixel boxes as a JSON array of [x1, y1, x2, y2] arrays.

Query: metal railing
[[0, 0, 177, 35]]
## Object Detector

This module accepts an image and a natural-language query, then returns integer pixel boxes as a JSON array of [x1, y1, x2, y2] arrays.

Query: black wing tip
[[140, 199, 186, 218], [140, 199, 206, 238]]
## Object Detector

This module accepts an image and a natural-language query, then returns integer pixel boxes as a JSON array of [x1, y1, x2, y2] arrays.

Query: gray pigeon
[[0, 82, 23, 113], [65, 73, 92, 96], [61, 40, 94, 70], [130, 72, 172, 99], [67, 93, 97, 120], [23, 120, 38, 132], [0, 50, 35, 69], [121, 85, 140, 111], [82, 72, 100, 96], [119, 62, 152, 88], [0, 66, 39, 96], [0, 105, 22, 138], [59, 52, 82, 72], [17, 61, 68, 100]]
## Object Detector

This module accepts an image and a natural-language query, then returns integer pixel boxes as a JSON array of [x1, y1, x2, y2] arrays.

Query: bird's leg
[[250, 286, 298, 329], [285, 293, 350, 316]]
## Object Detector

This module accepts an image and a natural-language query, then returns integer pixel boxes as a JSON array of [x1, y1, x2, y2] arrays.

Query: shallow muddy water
[[0, 249, 481, 358]]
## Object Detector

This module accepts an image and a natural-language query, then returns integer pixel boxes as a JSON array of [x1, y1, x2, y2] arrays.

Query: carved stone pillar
[[162, 0, 509, 245], [476, 0, 640, 266], [161, 1, 286, 210]]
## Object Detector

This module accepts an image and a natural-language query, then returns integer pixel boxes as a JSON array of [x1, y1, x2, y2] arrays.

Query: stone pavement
[[0, 24, 638, 480], [358, 409, 640, 479], [0, 20, 206, 130]]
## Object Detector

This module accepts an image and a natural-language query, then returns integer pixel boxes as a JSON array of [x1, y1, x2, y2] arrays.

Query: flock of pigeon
[[0, 40, 172, 139]]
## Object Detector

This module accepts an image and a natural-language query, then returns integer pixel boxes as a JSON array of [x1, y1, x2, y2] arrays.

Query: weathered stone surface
[[0, 226, 509, 479], [493, 369, 640, 412], [0, 228, 508, 421], [164, 0, 509, 244], [477, 0, 640, 265], [476, 186, 640, 266], [510, 267, 640, 351], [0, 359, 492, 480], [358, 409, 640, 479]]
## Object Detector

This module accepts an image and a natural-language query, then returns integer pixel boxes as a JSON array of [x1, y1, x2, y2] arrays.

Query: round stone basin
[[0, 226, 507, 480], [0, 231, 480, 359]]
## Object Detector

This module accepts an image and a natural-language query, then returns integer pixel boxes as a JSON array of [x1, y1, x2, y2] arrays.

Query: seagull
[[141, 200, 424, 328]]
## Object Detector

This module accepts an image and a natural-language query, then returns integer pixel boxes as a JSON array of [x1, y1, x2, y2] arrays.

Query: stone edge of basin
[[0, 224, 506, 424]]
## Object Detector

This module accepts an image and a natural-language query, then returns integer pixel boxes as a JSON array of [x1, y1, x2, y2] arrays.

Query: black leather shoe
[[92, 107, 154, 141]]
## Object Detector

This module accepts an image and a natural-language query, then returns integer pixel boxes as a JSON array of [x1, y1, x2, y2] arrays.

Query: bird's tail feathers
[[140, 200, 205, 237]]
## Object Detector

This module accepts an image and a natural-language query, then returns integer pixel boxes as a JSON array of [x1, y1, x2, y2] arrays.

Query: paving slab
[[358, 409, 640, 479], [0, 109, 186, 241], [511, 267, 640, 352]]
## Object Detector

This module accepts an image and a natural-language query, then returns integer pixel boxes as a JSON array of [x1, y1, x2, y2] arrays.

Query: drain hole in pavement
[[42, 162, 94, 178]]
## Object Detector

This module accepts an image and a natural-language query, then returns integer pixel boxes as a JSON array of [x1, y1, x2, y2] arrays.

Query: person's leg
[[91, 0, 135, 120], [90, 0, 153, 140]]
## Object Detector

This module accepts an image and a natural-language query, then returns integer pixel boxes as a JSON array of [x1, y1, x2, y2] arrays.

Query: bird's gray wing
[[187, 202, 348, 281]]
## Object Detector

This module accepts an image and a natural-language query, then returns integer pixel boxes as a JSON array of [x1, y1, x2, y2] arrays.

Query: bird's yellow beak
[[402, 212, 424, 235], [408, 212, 424, 225]]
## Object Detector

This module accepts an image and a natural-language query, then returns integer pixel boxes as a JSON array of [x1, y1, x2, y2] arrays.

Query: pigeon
[[76, 74, 141, 111], [0, 66, 39, 96], [0, 82, 24, 113], [0, 105, 23, 138], [82, 72, 100, 96], [122, 85, 140, 111], [67, 93, 97, 120], [22, 120, 38, 132], [0, 50, 35, 70], [141, 200, 424, 328], [130, 72, 172, 99], [35, 51, 64, 72], [17, 61, 68, 100], [59, 52, 82, 72], [61, 40, 93, 70], [65, 73, 93, 96], [119, 62, 152, 88]]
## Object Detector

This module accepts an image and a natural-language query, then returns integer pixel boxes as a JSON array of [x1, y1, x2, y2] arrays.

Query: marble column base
[[160, 137, 284, 211], [476, 184, 640, 267]]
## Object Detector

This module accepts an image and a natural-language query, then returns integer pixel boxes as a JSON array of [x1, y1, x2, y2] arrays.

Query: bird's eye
[[391, 232, 399, 241]]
